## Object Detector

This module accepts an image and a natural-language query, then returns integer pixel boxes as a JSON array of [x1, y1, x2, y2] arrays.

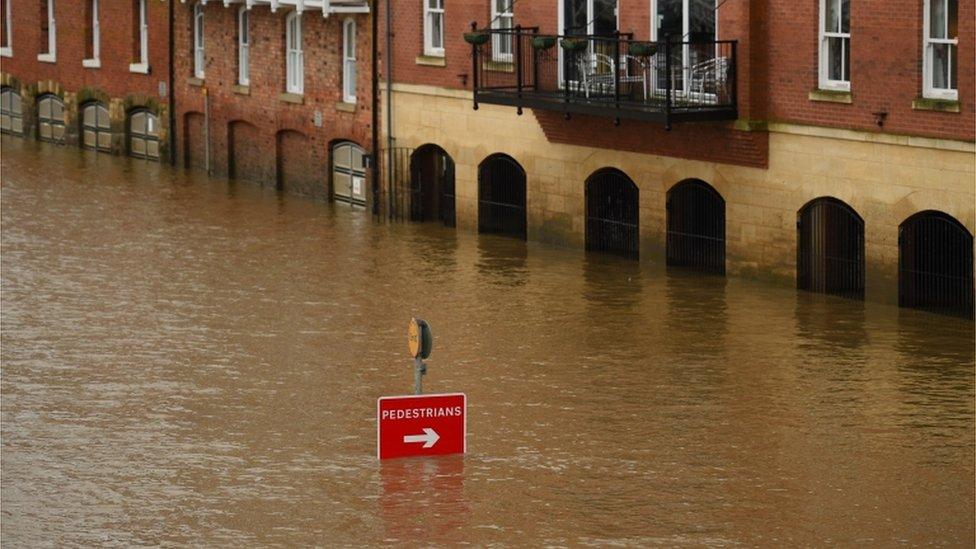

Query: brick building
[[172, 0, 374, 203], [381, 0, 975, 317], [1, 0, 173, 160]]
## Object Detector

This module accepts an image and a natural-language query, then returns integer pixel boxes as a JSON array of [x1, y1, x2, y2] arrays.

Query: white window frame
[[37, 0, 56, 63], [922, 0, 958, 100], [82, 0, 100, 67], [342, 18, 357, 103], [129, 0, 149, 73], [0, 0, 13, 57], [193, 2, 205, 78], [818, 0, 851, 91], [285, 11, 304, 94], [423, 0, 445, 57], [490, 0, 514, 63], [238, 7, 250, 85]]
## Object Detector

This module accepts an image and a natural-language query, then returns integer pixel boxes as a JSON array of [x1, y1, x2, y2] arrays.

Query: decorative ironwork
[[478, 154, 526, 239], [471, 25, 737, 126], [797, 197, 865, 300], [585, 168, 639, 258], [666, 179, 725, 274], [899, 211, 974, 319]]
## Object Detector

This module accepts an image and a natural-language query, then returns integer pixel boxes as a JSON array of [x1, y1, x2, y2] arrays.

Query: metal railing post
[[664, 34, 672, 130], [613, 32, 621, 111], [515, 25, 523, 114], [471, 21, 479, 111]]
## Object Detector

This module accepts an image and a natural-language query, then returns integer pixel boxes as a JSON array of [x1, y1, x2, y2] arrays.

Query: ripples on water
[[1, 137, 973, 546]]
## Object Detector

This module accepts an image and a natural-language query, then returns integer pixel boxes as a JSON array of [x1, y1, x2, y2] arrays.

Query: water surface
[[2, 138, 974, 546]]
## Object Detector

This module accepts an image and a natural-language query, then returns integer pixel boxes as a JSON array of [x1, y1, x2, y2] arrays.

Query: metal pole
[[413, 357, 426, 395], [385, 0, 395, 218]]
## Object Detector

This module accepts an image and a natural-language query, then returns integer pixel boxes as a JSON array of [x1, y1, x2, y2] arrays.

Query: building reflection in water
[[475, 235, 528, 287]]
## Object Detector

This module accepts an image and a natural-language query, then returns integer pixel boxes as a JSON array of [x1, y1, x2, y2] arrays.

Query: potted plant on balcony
[[628, 41, 657, 57], [531, 36, 557, 50], [559, 37, 588, 52], [463, 31, 490, 46]]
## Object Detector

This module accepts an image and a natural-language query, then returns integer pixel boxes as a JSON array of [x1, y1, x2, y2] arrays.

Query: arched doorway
[[228, 120, 266, 183], [127, 109, 160, 160], [0, 87, 23, 135], [81, 101, 112, 152], [37, 94, 66, 143], [409, 144, 456, 227], [478, 154, 526, 239], [183, 111, 206, 170], [666, 179, 725, 274], [332, 141, 367, 205], [797, 197, 865, 300], [585, 168, 639, 258], [899, 211, 974, 318]]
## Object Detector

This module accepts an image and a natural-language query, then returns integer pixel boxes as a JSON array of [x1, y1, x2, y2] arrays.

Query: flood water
[[2, 137, 974, 546]]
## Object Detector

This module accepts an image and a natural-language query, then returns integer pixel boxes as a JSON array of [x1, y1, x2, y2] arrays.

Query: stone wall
[[387, 83, 975, 305]]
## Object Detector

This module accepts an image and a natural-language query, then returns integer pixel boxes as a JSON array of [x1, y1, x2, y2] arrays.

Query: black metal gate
[[899, 211, 974, 319], [410, 145, 456, 227], [667, 179, 725, 274], [585, 168, 639, 258], [797, 197, 865, 300], [478, 154, 526, 239]]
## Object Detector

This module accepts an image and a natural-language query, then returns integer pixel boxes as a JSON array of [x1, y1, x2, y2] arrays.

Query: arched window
[[409, 144, 456, 226], [285, 11, 303, 94], [0, 87, 23, 135], [128, 109, 159, 160], [586, 168, 639, 258], [666, 179, 725, 274], [37, 94, 65, 143], [478, 154, 526, 239], [81, 101, 111, 152], [237, 7, 249, 85], [332, 141, 366, 205], [342, 18, 357, 103], [193, 2, 205, 78], [797, 197, 864, 300], [899, 211, 974, 318]]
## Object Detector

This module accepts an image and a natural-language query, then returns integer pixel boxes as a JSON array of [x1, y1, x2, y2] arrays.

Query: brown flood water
[[1, 137, 974, 546]]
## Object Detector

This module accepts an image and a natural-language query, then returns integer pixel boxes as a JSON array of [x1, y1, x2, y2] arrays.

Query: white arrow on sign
[[403, 428, 440, 448]]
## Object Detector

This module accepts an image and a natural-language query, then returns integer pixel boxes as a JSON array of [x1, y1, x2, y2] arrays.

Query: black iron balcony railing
[[469, 25, 737, 128]]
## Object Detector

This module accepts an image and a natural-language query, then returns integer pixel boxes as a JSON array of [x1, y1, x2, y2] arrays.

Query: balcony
[[469, 28, 737, 127]]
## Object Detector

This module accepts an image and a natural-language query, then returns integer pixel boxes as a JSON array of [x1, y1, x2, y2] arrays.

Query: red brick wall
[[3, 0, 170, 101], [384, 0, 973, 149], [762, 0, 974, 141], [173, 3, 373, 199]]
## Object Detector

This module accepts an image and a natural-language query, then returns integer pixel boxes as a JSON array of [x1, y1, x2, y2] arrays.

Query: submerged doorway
[[797, 197, 865, 300], [666, 178, 725, 274], [409, 145, 456, 227], [585, 168, 639, 258]]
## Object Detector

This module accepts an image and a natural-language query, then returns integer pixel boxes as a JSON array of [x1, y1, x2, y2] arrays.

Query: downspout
[[385, 0, 394, 218], [371, 0, 380, 216], [168, 0, 176, 166]]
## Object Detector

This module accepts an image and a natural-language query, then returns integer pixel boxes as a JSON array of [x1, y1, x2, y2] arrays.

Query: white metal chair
[[687, 56, 729, 102]]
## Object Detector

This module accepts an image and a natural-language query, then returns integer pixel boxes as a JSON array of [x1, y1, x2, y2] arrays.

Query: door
[[653, 0, 717, 94]]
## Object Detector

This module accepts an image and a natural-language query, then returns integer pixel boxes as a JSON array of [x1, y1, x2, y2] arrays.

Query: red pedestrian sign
[[377, 393, 466, 460]]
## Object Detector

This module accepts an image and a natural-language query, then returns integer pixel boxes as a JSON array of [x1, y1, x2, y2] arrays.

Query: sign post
[[407, 317, 432, 395], [376, 317, 466, 460]]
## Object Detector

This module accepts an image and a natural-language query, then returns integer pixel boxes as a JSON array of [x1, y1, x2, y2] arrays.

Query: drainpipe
[[385, 0, 394, 218], [371, 0, 380, 216], [167, 0, 176, 166]]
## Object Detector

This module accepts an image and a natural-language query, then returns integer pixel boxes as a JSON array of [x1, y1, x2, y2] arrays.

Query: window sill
[[336, 101, 356, 113], [483, 60, 514, 73], [129, 62, 150, 74], [82, 58, 101, 68], [809, 89, 852, 104], [0, 47, 11, 58], [415, 55, 446, 67], [279, 92, 304, 105], [187, 77, 205, 87], [232, 84, 250, 96], [913, 96, 960, 113], [37, 53, 56, 63]]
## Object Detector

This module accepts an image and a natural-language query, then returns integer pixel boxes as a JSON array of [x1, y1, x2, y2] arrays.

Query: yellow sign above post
[[408, 317, 433, 359]]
